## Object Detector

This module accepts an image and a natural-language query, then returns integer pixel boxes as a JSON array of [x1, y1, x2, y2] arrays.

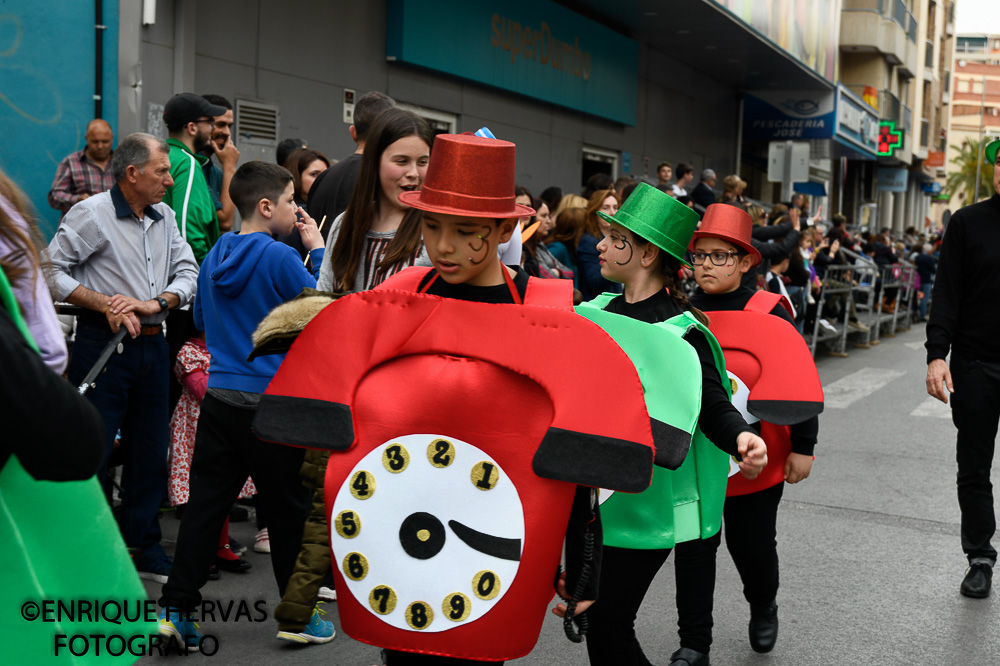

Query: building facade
[[2, 0, 844, 237], [945, 33, 1000, 208], [838, 0, 954, 235]]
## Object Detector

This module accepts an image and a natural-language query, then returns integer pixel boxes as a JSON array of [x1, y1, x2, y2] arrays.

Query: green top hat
[[986, 139, 1000, 166], [597, 182, 701, 268]]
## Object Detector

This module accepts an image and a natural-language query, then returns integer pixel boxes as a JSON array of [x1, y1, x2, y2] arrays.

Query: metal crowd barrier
[[872, 263, 906, 339], [806, 264, 853, 357], [840, 250, 881, 348], [892, 263, 918, 332]]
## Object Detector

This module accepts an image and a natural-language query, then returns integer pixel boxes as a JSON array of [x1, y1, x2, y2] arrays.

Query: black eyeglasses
[[192, 117, 214, 126], [689, 250, 741, 266]]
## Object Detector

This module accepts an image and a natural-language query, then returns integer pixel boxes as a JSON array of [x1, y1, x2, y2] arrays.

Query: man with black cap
[[162, 93, 226, 413], [926, 137, 1000, 599], [163, 93, 227, 265]]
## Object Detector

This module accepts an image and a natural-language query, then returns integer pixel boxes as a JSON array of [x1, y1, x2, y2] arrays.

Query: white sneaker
[[819, 319, 838, 333], [254, 528, 271, 554], [318, 586, 337, 602]]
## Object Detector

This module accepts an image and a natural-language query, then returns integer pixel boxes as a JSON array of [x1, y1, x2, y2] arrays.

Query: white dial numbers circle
[[331, 434, 524, 632]]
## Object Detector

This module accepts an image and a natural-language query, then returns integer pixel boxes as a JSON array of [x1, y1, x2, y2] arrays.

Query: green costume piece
[[0, 268, 155, 665], [578, 294, 731, 549]]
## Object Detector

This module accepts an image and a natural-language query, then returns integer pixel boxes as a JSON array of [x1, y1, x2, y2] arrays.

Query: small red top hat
[[690, 204, 762, 267], [398, 134, 535, 219]]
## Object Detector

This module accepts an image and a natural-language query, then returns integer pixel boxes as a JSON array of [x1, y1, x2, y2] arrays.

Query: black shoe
[[960, 563, 993, 598], [228, 537, 247, 556], [215, 553, 252, 573], [207, 565, 221, 581], [668, 647, 709, 666], [748, 601, 778, 653]]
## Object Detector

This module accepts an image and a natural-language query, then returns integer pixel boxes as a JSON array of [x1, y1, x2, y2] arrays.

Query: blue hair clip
[[474, 127, 496, 139]]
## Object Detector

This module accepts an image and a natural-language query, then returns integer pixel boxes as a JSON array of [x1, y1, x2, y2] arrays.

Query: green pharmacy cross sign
[[878, 121, 903, 157]]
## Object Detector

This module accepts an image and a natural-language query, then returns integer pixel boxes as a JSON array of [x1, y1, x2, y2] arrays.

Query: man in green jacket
[[162, 93, 225, 265]]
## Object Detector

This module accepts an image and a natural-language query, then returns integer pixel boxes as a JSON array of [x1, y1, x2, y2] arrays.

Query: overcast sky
[[955, 0, 1000, 34]]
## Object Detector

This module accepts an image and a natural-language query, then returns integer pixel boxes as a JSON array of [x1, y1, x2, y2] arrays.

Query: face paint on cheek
[[468, 225, 492, 265], [613, 237, 634, 265]]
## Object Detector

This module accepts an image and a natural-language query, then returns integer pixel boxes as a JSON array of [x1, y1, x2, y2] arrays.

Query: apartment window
[[958, 79, 969, 93], [973, 80, 984, 94]]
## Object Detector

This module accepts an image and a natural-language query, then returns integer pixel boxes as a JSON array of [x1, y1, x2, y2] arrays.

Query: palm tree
[[945, 138, 996, 205]]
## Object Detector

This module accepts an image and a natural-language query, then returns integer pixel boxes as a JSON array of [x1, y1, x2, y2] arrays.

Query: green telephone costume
[[577, 294, 731, 550], [0, 267, 155, 665]]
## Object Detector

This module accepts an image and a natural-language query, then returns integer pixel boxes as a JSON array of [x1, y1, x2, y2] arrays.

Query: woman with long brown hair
[[0, 168, 67, 372], [318, 108, 433, 292], [576, 188, 621, 301]]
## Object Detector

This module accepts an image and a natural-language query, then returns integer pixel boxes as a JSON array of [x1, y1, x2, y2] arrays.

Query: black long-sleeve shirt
[[690, 286, 819, 455], [603, 289, 751, 456], [741, 222, 802, 289], [926, 194, 1000, 364]]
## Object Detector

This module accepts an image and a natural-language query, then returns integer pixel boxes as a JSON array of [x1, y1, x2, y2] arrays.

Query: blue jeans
[[920, 280, 933, 320], [67, 318, 170, 561], [785, 285, 806, 332]]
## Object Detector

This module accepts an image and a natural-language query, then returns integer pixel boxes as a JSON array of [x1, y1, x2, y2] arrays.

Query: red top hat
[[398, 134, 535, 219], [690, 204, 762, 267]]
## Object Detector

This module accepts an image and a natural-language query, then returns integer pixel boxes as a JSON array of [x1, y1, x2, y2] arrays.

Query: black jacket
[[691, 182, 716, 211], [0, 306, 104, 481], [926, 194, 1000, 363]]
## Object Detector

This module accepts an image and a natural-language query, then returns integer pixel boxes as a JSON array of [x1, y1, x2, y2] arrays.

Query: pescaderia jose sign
[[386, 0, 639, 125]]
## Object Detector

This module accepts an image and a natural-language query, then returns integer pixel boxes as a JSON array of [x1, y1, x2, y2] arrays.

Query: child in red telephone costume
[[669, 204, 824, 665], [253, 134, 682, 664]]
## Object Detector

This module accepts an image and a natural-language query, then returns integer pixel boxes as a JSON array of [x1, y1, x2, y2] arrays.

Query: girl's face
[[300, 159, 327, 201], [596, 222, 641, 284], [692, 237, 753, 295], [536, 203, 553, 238], [596, 195, 619, 235], [379, 135, 430, 212], [515, 193, 532, 227]]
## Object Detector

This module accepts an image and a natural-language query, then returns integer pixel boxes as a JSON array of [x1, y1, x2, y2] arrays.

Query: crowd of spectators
[[0, 87, 943, 653]]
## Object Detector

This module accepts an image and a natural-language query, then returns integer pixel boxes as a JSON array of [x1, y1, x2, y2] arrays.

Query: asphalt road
[[141, 321, 1000, 665]]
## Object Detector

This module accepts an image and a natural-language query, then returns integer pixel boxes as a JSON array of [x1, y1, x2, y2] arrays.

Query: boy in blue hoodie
[[159, 161, 326, 648]]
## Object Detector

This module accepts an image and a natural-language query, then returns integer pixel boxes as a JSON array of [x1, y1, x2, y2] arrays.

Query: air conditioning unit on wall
[[235, 99, 280, 165]]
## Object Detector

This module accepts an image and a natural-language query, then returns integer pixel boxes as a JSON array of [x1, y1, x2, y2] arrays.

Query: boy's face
[[596, 222, 642, 285], [692, 237, 753, 295], [264, 181, 298, 235], [422, 212, 516, 287]]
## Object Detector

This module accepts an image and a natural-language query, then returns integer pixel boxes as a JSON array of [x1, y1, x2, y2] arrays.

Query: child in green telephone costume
[[576, 183, 768, 666]]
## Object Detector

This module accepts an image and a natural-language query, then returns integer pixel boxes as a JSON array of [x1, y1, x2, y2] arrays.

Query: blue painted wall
[[0, 0, 119, 238]]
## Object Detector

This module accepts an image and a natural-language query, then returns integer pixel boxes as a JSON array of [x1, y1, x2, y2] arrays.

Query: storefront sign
[[834, 85, 879, 159], [876, 167, 908, 192], [744, 90, 837, 141], [926, 151, 946, 168], [386, 0, 639, 125], [878, 121, 904, 157], [921, 181, 942, 195]]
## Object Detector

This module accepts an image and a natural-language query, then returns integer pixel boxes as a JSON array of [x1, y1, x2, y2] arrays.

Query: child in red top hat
[[253, 133, 671, 665], [669, 204, 823, 663]]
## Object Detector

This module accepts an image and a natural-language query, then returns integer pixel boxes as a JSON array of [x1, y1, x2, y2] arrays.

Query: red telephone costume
[[702, 290, 824, 496], [253, 267, 670, 661]]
